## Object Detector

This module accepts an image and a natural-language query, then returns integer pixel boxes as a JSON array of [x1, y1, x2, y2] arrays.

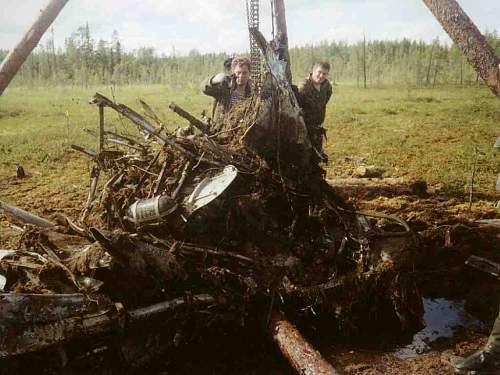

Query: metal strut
[[246, 0, 262, 91]]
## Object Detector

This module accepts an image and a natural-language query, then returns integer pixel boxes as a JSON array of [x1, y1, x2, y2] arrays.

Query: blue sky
[[1, 0, 499, 55]]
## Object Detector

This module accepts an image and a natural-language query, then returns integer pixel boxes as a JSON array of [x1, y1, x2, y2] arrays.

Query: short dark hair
[[231, 56, 251, 71], [313, 61, 331, 72]]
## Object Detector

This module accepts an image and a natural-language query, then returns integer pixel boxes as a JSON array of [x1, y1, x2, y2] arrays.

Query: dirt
[[1, 166, 499, 374]]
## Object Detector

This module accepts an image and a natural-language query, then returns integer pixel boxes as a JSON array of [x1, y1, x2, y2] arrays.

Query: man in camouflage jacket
[[201, 56, 252, 130], [296, 61, 333, 161]]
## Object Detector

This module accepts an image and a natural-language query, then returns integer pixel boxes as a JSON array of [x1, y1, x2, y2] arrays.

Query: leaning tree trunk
[[422, 0, 500, 96], [0, 0, 69, 95]]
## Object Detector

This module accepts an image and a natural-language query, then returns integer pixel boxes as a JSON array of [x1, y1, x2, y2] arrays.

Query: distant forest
[[1, 23, 499, 88]]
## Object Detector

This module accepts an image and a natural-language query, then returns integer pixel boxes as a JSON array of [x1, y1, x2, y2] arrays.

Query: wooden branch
[[0, 0, 69, 95], [90, 93, 223, 167], [71, 144, 97, 158], [80, 166, 100, 222], [169, 101, 212, 135], [97, 104, 105, 154], [422, 0, 500, 96], [0, 201, 55, 228], [269, 314, 342, 375]]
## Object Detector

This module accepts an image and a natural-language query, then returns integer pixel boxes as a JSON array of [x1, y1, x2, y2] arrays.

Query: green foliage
[[325, 85, 499, 197], [0, 85, 497, 200], [1, 24, 499, 89]]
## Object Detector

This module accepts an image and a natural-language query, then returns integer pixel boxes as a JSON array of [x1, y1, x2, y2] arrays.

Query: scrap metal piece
[[183, 165, 238, 214], [0, 250, 16, 260], [0, 293, 215, 358], [0, 293, 103, 324], [0, 275, 6, 292], [466, 255, 500, 278], [127, 195, 179, 226], [126, 166, 238, 226]]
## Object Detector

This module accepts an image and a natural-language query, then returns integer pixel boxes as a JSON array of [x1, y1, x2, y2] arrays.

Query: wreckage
[[0, 0, 498, 374], [0, 28, 422, 375]]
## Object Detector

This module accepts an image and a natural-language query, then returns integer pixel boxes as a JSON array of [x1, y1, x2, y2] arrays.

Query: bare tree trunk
[[422, 0, 500, 96], [355, 47, 360, 88], [0, 0, 69, 95], [425, 43, 434, 86], [433, 64, 440, 88], [272, 0, 292, 84], [363, 34, 367, 89], [460, 55, 463, 85]]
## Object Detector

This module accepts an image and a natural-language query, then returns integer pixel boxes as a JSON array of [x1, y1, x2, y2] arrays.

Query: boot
[[454, 311, 500, 374]]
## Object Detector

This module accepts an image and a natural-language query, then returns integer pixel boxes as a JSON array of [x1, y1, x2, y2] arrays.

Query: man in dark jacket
[[201, 56, 252, 129], [296, 61, 333, 162]]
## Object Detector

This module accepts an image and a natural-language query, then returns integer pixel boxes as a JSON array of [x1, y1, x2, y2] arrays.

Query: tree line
[[1, 23, 499, 88]]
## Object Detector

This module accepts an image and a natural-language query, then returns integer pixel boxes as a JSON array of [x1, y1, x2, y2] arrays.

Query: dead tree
[[362, 34, 367, 89], [423, 0, 500, 96], [0, 0, 69, 95]]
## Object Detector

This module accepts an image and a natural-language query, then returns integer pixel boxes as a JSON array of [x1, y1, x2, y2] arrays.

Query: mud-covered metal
[[0, 293, 105, 324], [127, 195, 178, 226], [0, 293, 215, 359], [423, 0, 500, 96]]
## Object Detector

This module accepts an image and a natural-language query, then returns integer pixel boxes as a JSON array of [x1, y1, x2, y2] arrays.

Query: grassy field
[[0, 84, 498, 204]]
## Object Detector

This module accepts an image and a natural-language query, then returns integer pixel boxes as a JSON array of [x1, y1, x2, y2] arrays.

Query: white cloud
[[0, 0, 498, 54]]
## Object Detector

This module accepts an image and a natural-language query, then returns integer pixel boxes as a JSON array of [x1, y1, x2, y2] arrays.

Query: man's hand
[[211, 73, 230, 85]]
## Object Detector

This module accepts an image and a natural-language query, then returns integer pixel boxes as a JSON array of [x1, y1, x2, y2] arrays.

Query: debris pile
[[0, 33, 424, 371]]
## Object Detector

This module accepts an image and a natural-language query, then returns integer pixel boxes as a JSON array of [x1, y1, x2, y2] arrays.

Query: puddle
[[395, 298, 483, 358]]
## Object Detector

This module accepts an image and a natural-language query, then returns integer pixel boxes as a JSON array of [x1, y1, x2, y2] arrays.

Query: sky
[[0, 0, 499, 56]]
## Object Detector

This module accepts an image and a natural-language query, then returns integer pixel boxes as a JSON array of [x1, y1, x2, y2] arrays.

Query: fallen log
[[0, 201, 55, 228], [269, 314, 343, 375]]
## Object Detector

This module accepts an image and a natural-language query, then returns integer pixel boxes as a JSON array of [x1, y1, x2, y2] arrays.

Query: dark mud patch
[[0, 180, 499, 374]]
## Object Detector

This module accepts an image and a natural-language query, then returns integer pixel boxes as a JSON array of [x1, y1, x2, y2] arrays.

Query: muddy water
[[395, 298, 483, 358]]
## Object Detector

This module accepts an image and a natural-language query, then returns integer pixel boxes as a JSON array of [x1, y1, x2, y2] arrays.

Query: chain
[[246, 0, 262, 92]]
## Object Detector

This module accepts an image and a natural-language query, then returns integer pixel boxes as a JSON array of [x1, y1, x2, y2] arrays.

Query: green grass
[[0, 84, 498, 202], [324, 84, 499, 196]]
